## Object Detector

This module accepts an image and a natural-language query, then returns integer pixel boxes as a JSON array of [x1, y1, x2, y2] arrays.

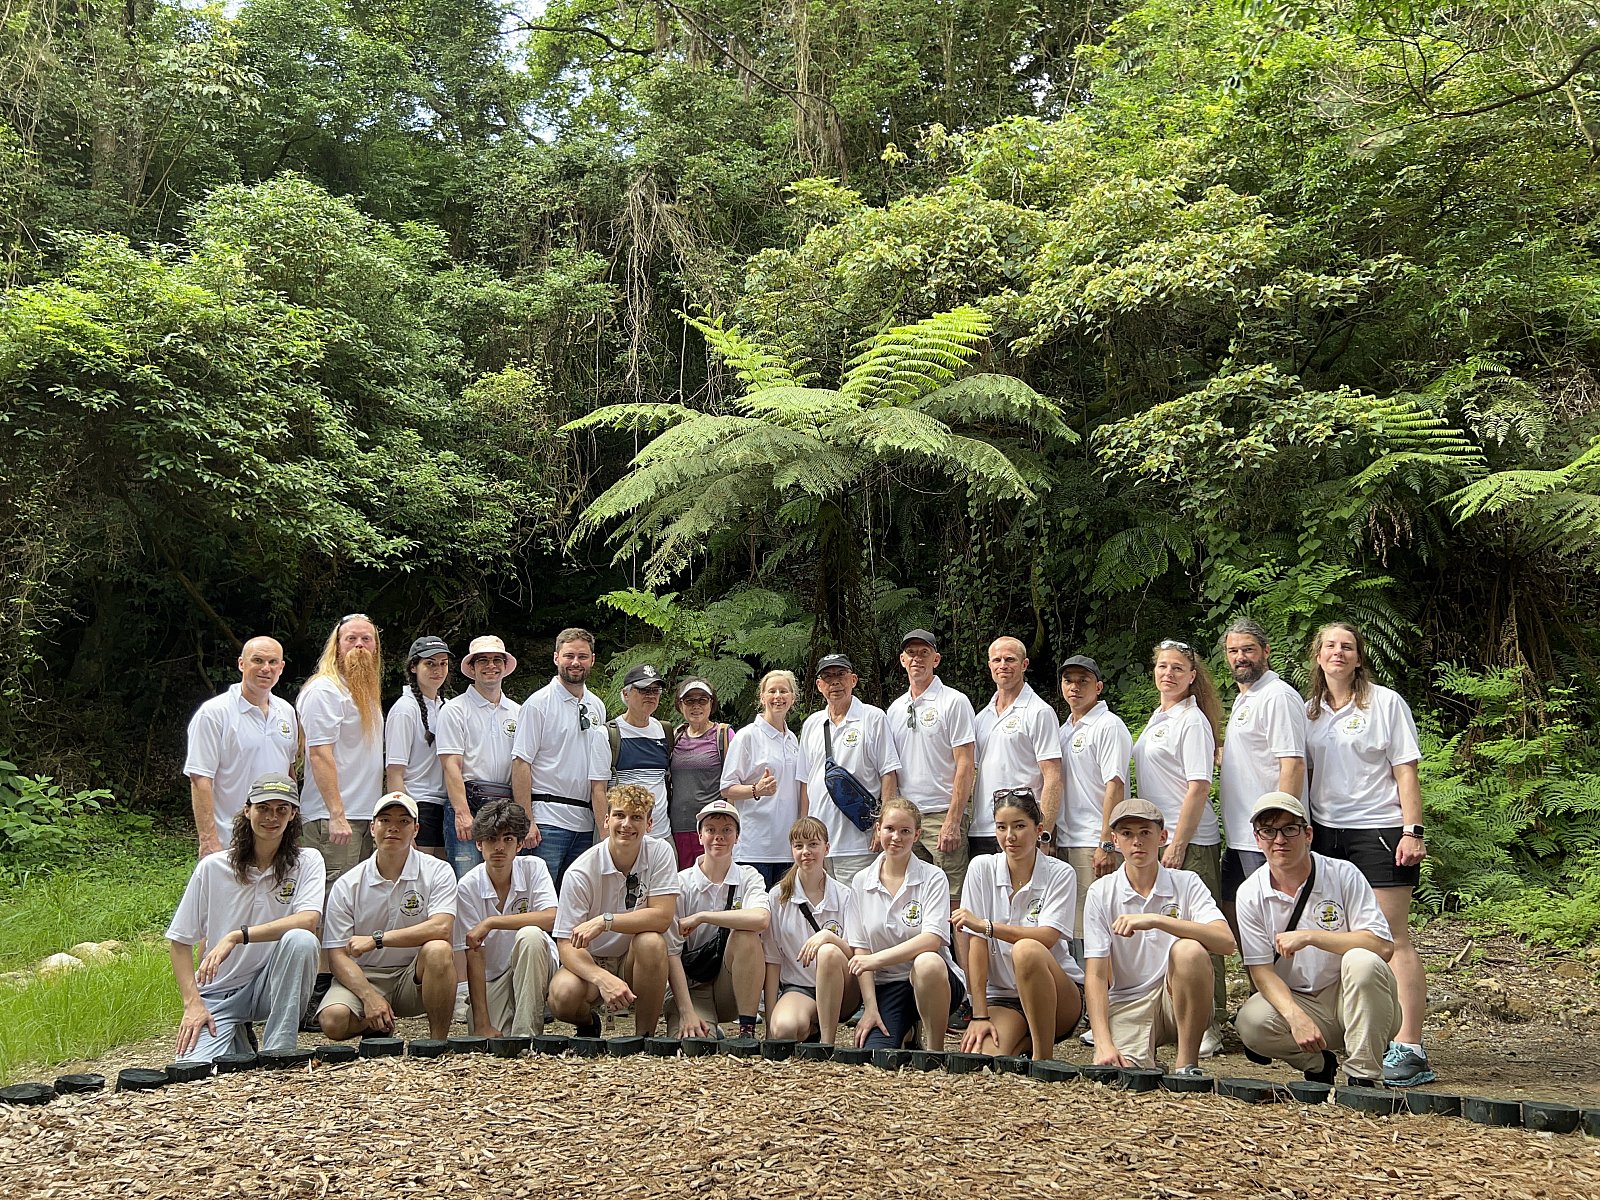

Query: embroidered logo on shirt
[[514, 899, 529, 914], [1340, 713, 1368, 736], [278, 720, 293, 736], [1163, 902, 1180, 919], [1070, 732, 1089, 753], [503, 719, 517, 737], [1151, 725, 1169, 743], [275, 878, 299, 903], [901, 901, 922, 927], [1024, 898, 1043, 925], [919, 707, 939, 728], [842, 728, 861, 747], [1002, 715, 1022, 734], [399, 889, 424, 916], [1315, 900, 1345, 931], [824, 919, 844, 937], [1234, 703, 1253, 723]]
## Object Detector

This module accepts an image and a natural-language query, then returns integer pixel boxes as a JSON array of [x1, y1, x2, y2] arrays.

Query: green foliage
[[0, 759, 114, 865]]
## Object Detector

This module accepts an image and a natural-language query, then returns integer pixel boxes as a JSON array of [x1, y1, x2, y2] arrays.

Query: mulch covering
[[3, 1056, 1598, 1199]]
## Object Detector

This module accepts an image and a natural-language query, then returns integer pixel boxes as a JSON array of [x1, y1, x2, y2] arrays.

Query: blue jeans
[[178, 927, 319, 1062], [443, 802, 483, 878], [534, 825, 594, 893]]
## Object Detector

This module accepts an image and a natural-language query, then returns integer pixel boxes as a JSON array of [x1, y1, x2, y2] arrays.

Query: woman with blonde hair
[[1304, 621, 1432, 1087], [719, 669, 802, 886], [762, 816, 859, 1046], [848, 796, 964, 1051], [1131, 637, 1226, 1054]]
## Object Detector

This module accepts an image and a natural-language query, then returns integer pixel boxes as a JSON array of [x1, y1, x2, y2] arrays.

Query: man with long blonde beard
[[297, 614, 386, 891]]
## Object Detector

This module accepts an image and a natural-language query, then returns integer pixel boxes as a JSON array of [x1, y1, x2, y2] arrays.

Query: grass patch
[[0, 941, 180, 1082], [0, 817, 193, 1081]]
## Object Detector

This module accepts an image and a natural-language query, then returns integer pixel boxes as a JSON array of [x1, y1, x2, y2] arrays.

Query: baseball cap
[[1059, 654, 1103, 679], [1108, 798, 1165, 828], [246, 774, 300, 807], [460, 635, 517, 680], [1250, 791, 1308, 823], [374, 792, 420, 820], [695, 799, 741, 830], [407, 636, 451, 663], [677, 677, 715, 701], [816, 653, 855, 674], [900, 629, 939, 651], [623, 664, 665, 690]]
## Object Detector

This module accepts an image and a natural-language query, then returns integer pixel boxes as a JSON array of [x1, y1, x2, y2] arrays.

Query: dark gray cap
[[407, 635, 451, 663], [247, 773, 300, 807], [1059, 654, 1103, 679], [900, 629, 939, 651], [622, 663, 664, 689], [816, 653, 855, 674]]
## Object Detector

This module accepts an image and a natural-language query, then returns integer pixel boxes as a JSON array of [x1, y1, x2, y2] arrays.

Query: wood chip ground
[[3, 1056, 1597, 1199]]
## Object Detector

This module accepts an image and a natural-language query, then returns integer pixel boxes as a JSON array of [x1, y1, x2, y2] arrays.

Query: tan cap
[[695, 799, 741, 830], [374, 791, 420, 820], [1249, 791, 1308, 823], [1108, 797, 1165, 828], [460, 635, 517, 680]]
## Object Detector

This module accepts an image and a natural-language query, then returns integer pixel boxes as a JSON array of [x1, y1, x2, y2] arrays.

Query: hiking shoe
[[738, 1021, 758, 1040], [1242, 1046, 1271, 1065], [1079, 1029, 1096, 1047], [1198, 1024, 1224, 1057], [1172, 1064, 1207, 1078], [574, 1020, 602, 1039], [1381, 1042, 1436, 1088], [947, 997, 972, 1034], [1346, 1074, 1379, 1088], [1304, 1050, 1337, 1085]]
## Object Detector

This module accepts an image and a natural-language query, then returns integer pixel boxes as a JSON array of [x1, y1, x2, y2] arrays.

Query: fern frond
[[562, 402, 698, 435], [916, 373, 1079, 443], [840, 306, 990, 407], [685, 312, 816, 392]]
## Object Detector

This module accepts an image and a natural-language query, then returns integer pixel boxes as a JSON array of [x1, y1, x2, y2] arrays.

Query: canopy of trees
[[4, 0, 1600, 935]]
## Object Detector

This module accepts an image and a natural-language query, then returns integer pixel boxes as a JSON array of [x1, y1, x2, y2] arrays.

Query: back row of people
[[181, 615, 1430, 1086]]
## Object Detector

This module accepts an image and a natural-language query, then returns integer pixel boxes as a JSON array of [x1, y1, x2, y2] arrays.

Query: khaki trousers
[[1235, 948, 1400, 1080]]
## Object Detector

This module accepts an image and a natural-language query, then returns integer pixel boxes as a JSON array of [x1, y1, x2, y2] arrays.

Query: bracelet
[[970, 1013, 991, 1021], [238, 924, 250, 945], [984, 919, 995, 940]]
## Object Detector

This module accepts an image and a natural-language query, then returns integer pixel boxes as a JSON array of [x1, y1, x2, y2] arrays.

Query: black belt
[[531, 791, 590, 810]]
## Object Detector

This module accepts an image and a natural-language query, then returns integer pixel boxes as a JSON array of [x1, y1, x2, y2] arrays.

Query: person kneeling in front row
[[1234, 791, 1400, 1086], [167, 774, 324, 1062], [317, 792, 459, 1041], [548, 784, 678, 1036], [458, 798, 559, 1037], [1082, 798, 1235, 1074]]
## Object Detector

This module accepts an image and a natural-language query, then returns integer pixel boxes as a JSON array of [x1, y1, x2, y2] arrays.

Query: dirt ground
[[35, 920, 1600, 1105]]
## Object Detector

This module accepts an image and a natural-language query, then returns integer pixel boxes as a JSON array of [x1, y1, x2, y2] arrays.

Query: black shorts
[[415, 800, 445, 848], [1312, 825, 1419, 889], [1220, 848, 1266, 901], [968, 836, 1001, 858], [777, 983, 817, 1001]]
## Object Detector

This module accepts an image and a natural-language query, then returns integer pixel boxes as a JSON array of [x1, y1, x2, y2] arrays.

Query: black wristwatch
[[372, 930, 386, 950]]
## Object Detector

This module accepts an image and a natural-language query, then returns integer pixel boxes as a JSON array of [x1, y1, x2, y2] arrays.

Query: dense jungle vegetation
[[4, 0, 1600, 942]]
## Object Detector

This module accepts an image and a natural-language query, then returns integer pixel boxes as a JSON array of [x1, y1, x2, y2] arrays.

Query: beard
[[342, 646, 383, 736], [557, 662, 590, 686], [1231, 661, 1265, 686]]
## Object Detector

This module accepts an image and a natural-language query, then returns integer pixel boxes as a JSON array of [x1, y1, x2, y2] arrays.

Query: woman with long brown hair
[[761, 816, 859, 1046]]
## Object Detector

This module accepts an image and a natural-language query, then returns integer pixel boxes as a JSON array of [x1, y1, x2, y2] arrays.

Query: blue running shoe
[[1382, 1042, 1437, 1087]]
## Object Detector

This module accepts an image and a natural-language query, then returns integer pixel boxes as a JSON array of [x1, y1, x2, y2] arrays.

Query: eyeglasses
[[1254, 821, 1308, 842], [578, 706, 592, 732], [625, 872, 640, 909], [993, 787, 1036, 803]]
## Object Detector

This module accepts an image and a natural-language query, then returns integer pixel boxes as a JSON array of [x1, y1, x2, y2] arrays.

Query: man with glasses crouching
[[548, 784, 678, 1037], [1234, 791, 1400, 1087]]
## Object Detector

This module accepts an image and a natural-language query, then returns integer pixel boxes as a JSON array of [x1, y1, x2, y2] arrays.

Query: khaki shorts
[[301, 819, 373, 889], [1063, 845, 1115, 939], [911, 808, 969, 898], [666, 961, 739, 1036], [318, 963, 425, 1020], [1107, 982, 1179, 1069]]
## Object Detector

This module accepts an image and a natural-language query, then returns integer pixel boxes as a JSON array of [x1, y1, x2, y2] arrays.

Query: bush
[[0, 756, 117, 868]]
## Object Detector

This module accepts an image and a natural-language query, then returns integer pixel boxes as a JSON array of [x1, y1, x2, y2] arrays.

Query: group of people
[[168, 614, 1434, 1092]]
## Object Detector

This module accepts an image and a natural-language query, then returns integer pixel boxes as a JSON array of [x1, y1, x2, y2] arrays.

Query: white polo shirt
[[553, 835, 678, 959], [799, 698, 902, 859], [436, 688, 519, 785], [671, 859, 770, 956], [384, 690, 446, 805], [763, 876, 858, 990], [184, 686, 300, 844], [1058, 702, 1133, 848], [1236, 852, 1391, 994], [455, 856, 559, 981], [847, 854, 957, 984], [1083, 865, 1224, 1003], [718, 717, 803, 862], [297, 676, 384, 823], [1131, 697, 1219, 846], [511, 678, 609, 831], [971, 684, 1062, 838], [322, 848, 459, 970], [1219, 671, 1307, 851], [166, 847, 325, 994], [958, 851, 1084, 994], [886, 677, 977, 814], [1305, 685, 1421, 829]]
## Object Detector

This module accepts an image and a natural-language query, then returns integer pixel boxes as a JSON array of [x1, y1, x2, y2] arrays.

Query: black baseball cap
[[816, 653, 855, 674], [622, 664, 665, 689], [1059, 655, 1103, 680], [900, 629, 939, 651]]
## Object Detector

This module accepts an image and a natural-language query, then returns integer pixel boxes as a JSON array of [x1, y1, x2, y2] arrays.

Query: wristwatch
[[602, 913, 614, 931], [372, 931, 385, 950], [1401, 824, 1425, 839], [1099, 840, 1116, 853]]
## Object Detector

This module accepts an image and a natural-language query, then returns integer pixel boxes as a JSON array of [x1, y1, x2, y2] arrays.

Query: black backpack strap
[[797, 901, 822, 933], [1274, 854, 1319, 963]]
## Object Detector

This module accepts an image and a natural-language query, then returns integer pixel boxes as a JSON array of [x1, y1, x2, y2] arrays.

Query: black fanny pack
[[681, 884, 738, 984]]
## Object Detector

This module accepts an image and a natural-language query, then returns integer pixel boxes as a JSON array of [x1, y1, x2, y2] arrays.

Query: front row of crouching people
[[169, 779, 1402, 1087]]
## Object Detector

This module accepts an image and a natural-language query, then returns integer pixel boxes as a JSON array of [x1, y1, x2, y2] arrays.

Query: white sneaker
[[452, 993, 470, 1026], [1079, 1029, 1096, 1047], [1199, 1024, 1224, 1057]]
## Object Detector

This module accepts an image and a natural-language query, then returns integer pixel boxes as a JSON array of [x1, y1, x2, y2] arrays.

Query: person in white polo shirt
[[720, 669, 804, 886], [799, 653, 901, 885], [953, 788, 1083, 1060], [848, 797, 965, 1052], [886, 629, 976, 895], [1056, 654, 1133, 963], [608, 664, 672, 842], [167, 774, 323, 1062], [1131, 636, 1227, 1054], [1082, 798, 1235, 1074], [511, 627, 610, 891], [665, 799, 770, 1040], [1234, 791, 1400, 1087], [549, 784, 678, 1037], [457, 798, 558, 1038], [317, 791, 459, 1041], [184, 636, 298, 857], [297, 614, 386, 889], [384, 636, 453, 860], [1217, 617, 1306, 922], [972, 636, 1062, 859], [437, 635, 520, 878], [762, 816, 860, 1047]]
